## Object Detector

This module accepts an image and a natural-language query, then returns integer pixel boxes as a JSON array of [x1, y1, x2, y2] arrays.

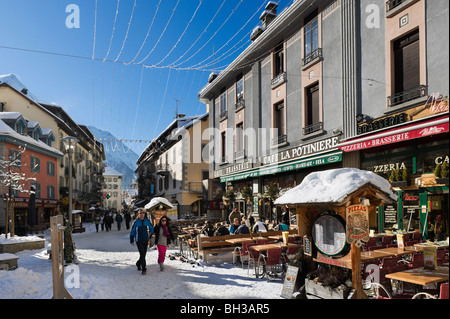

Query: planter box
[[435, 177, 449, 185], [390, 181, 408, 187], [0, 253, 19, 270], [0, 239, 45, 254], [305, 279, 351, 299]]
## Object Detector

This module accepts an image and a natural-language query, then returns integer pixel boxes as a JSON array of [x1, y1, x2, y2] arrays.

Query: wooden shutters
[[306, 83, 320, 126], [394, 29, 420, 94]]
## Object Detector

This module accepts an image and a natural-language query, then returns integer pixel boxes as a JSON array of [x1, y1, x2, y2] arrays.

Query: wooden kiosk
[[144, 197, 174, 225], [275, 168, 398, 299]]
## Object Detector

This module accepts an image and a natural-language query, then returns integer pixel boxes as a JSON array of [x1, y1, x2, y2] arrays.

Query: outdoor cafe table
[[225, 238, 255, 245], [385, 266, 449, 291], [251, 243, 299, 252], [267, 234, 300, 241], [361, 250, 396, 261]]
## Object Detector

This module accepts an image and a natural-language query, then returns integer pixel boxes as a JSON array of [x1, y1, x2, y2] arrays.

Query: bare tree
[[0, 146, 36, 238]]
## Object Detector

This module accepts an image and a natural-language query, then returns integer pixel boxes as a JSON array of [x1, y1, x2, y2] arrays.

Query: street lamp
[[61, 136, 79, 262]]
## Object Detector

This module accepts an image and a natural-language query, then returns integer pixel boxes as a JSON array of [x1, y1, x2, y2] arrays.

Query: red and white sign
[[339, 119, 448, 152]]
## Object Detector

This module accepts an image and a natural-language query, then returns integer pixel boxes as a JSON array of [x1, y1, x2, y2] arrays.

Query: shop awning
[[220, 151, 342, 183], [338, 115, 448, 152]]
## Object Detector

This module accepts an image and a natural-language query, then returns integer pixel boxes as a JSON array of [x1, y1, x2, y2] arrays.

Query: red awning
[[338, 115, 449, 152]]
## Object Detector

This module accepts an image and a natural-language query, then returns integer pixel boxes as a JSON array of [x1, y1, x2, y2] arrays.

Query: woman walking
[[153, 217, 175, 271]]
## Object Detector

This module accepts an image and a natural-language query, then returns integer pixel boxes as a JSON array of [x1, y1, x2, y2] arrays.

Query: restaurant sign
[[346, 205, 370, 247], [357, 113, 407, 135], [261, 136, 340, 166]]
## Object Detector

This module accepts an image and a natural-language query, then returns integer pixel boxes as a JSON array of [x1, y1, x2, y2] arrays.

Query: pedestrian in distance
[[130, 209, 154, 275], [124, 210, 131, 230], [153, 216, 175, 272], [94, 213, 101, 232], [115, 212, 123, 231]]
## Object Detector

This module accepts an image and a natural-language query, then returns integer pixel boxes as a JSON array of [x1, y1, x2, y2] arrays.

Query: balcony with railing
[[387, 85, 428, 107], [272, 134, 288, 146], [302, 48, 322, 69], [271, 72, 287, 89], [303, 122, 323, 136], [235, 97, 245, 111], [156, 163, 170, 175]]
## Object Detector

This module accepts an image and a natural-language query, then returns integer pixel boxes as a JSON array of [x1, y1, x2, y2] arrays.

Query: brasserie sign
[[357, 113, 407, 135]]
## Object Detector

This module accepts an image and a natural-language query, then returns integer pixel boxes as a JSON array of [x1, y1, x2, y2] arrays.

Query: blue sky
[[0, 0, 292, 154]]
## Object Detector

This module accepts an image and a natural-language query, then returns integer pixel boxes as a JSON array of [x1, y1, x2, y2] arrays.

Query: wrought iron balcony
[[302, 48, 322, 67], [156, 164, 170, 175], [387, 85, 428, 107], [386, 0, 406, 12], [272, 134, 288, 146], [235, 97, 245, 111], [271, 72, 287, 89], [303, 122, 323, 136]]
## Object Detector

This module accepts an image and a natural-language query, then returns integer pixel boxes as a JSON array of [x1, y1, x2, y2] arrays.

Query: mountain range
[[87, 126, 140, 190]]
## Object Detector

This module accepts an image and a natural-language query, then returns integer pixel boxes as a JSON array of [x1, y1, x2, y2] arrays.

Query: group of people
[[93, 210, 133, 232], [128, 206, 291, 276], [129, 208, 175, 275], [199, 206, 291, 237]]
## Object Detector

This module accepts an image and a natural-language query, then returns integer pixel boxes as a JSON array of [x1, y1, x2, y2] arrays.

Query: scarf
[[161, 224, 170, 238]]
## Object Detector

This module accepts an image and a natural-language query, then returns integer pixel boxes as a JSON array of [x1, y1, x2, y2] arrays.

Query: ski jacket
[[130, 218, 154, 244], [153, 224, 175, 246]]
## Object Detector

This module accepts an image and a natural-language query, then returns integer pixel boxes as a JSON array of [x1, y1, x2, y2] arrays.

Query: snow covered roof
[[0, 74, 40, 103], [144, 197, 174, 211], [274, 168, 397, 206], [0, 118, 63, 158]]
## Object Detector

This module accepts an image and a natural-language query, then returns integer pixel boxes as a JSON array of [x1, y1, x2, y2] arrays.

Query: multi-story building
[[136, 113, 210, 219], [102, 167, 123, 210], [0, 74, 106, 228], [0, 112, 63, 234], [199, 0, 448, 236]]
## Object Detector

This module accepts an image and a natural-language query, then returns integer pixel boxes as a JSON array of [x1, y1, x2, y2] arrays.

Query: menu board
[[423, 247, 437, 270], [384, 205, 397, 229], [303, 235, 312, 256], [280, 266, 299, 299], [312, 213, 347, 257]]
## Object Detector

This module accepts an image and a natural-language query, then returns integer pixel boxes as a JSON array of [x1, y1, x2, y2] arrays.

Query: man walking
[[130, 209, 154, 275]]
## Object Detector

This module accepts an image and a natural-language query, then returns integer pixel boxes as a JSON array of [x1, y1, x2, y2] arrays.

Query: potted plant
[[389, 168, 408, 187], [435, 163, 449, 185]]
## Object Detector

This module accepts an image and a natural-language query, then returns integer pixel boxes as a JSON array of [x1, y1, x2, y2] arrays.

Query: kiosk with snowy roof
[[275, 168, 397, 299]]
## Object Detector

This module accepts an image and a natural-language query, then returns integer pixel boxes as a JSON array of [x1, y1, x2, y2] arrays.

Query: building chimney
[[260, 1, 278, 28]]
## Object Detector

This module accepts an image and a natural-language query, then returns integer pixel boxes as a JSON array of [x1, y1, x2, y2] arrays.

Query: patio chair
[[381, 235, 394, 248], [411, 232, 422, 241], [437, 249, 447, 266], [380, 256, 399, 272], [412, 283, 449, 299], [255, 239, 271, 245], [281, 245, 300, 263], [406, 240, 418, 246], [402, 233, 412, 242], [401, 252, 424, 269], [257, 248, 284, 279], [363, 237, 379, 251], [232, 242, 254, 268]]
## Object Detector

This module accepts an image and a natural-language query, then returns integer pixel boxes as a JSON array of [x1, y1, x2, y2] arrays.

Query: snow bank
[[0, 234, 45, 245], [275, 168, 397, 206]]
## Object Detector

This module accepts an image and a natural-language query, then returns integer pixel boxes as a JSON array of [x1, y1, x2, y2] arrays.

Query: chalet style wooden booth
[[275, 168, 398, 299]]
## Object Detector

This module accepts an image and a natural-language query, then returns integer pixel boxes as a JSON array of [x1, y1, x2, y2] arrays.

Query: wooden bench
[[0, 253, 19, 270], [196, 229, 299, 262], [196, 233, 253, 262]]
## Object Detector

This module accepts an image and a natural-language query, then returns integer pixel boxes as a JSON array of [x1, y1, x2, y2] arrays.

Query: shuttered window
[[275, 102, 285, 136], [394, 29, 420, 94], [306, 84, 320, 126]]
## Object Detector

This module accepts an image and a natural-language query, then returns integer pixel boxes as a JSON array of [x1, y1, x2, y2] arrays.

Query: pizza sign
[[346, 205, 370, 247]]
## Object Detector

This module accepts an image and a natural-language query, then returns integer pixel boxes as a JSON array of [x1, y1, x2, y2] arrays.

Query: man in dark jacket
[[130, 209, 154, 275], [214, 222, 229, 236]]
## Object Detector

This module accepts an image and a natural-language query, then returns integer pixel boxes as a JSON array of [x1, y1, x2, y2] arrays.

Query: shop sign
[[261, 136, 340, 166], [213, 161, 253, 178], [412, 93, 449, 118], [384, 204, 397, 229], [346, 205, 370, 247], [357, 113, 407, 135], [435, 156, 449, 165], [280, 266, 300, 299], [340, 121, 449, 152], [373, 161, 407, 173], [402, 192, 420, 207]]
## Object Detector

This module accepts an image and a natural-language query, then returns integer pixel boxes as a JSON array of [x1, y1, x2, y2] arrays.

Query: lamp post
[[61, 136, 79, 262]]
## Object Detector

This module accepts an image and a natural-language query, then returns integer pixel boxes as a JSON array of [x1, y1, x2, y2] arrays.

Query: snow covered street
[[0, 223, 284, 299]]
